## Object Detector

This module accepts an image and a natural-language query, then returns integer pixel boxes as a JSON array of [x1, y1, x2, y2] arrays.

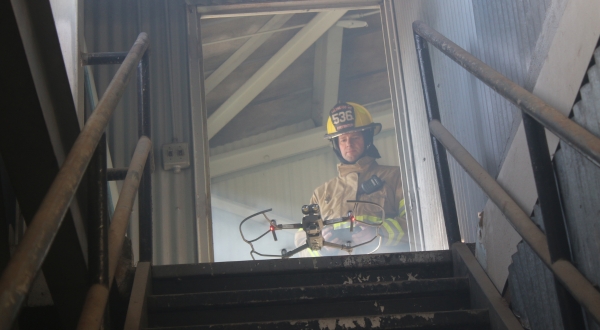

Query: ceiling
[[199, 9, 391, 148]]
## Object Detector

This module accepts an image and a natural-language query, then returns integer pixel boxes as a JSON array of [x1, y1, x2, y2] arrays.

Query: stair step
[[144, 309, 490, 329], [147, 278, 470, 327], [148, 277, 468, 310], [152, 251, 453, 295]]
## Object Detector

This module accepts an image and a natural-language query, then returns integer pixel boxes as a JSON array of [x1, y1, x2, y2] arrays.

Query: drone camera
[[301, 204, 320, 215]]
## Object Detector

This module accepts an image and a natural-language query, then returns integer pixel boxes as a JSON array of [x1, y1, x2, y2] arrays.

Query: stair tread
[[144, 309, 490, 329], [153, 251, 452, 278], [148, 277, 469, 311], [152, 251, 453, 295]]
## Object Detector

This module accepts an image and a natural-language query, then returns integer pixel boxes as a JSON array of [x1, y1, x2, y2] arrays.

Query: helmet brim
[[324, 123, 382, 140]]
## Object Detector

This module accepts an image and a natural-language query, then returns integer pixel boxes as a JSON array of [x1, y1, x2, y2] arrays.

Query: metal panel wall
[[554, 47, 600, 330], [388, 0, 558, 248], [85, 0, 198, 265], [211, 129, 399, 261]]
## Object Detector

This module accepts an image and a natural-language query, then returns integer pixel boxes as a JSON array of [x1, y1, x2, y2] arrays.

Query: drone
[[239, 200, 385, 259]]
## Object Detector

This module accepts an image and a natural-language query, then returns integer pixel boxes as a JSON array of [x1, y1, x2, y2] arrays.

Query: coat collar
[[338, 156, 377, 177]]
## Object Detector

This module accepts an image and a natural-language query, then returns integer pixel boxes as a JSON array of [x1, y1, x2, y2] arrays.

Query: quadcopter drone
[[239, 200, 385, 259]]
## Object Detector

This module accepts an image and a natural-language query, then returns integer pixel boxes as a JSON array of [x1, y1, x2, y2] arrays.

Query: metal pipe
[[522, 113, 585, 328], [413, 33, 461, 246], [77, 136, 152, 330], [107, 168, 129, 181], [413, 20, 600, 169], [0, 32, 149, 329], [87, 134, 109, 291], [137, 52, 153, 263], [82, 52, 128, 65], [429, 119, 600, 324]]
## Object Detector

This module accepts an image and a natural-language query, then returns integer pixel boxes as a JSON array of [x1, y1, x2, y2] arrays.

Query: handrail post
[[413, 32, 462, 247], [429, 120, 600, 324], [77, 136, 152, 330], [0, 32, 149, 330], [522, 113, 585, 328], [137, 51, 153, 263], [87, 133, 109, 327]]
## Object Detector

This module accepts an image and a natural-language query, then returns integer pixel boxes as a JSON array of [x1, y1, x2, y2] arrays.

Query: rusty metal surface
[[149, 277, 468, 310], [414, 21, 600, 168], [146, 250, 481, 328], [152, 251, 452, 296], [452, 243, 523, 330], [0, 33, 149, 329], [77, 136, 152, 330], [146, 310, 490, 330], [150, 295, 472, 327], [429, 119, 600, 325], [154, 250, 451, 277]]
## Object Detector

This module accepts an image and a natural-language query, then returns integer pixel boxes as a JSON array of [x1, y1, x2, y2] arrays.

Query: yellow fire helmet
[[324, 102, 382, 140]]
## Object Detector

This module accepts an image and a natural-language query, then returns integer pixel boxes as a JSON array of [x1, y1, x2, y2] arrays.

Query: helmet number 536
[[332, 110, 354, 125]]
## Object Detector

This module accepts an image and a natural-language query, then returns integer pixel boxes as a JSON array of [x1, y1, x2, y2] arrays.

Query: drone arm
[[322, 216, 350, 226], [322, 240, 352, 252], [282, 244, 309, 259], [277, 223, 303, 230]]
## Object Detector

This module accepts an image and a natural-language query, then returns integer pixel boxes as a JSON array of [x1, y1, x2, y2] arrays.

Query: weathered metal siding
[[554, 47, 600, 330], [210, 129, 400, 261], [389, 0, 558, 248], [508, 204, 563, 329], [85, 0, 198, 265]]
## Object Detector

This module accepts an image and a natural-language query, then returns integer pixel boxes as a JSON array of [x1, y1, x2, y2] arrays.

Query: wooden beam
[[312, 26, 343, 126], [207, 10, 348, 139], [194, 1, 378, 18], [205, 14, 294, 94]]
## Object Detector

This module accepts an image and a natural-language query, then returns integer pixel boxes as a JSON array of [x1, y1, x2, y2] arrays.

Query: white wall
[[50, 0, 84, 125]]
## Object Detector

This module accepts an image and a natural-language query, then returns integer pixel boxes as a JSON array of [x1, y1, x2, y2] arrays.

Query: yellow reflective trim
[[355, 215, 383, 224], [381, 222, 395, 246], [387, 218, 405, 244], [308, 249, 321, 257], [387, 218, 402, 233], [399, 198, 406, 217], [333, 222, 350, 230]]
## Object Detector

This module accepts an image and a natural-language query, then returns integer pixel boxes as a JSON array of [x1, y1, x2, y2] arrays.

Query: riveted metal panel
[[85, 0, 198, 265]]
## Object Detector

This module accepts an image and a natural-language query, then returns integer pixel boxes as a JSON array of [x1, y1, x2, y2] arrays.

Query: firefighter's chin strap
[[331, 130, 381, 164]]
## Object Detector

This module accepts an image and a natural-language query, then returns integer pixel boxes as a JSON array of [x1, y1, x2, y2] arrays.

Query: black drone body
[[239, 200, 385, 259]]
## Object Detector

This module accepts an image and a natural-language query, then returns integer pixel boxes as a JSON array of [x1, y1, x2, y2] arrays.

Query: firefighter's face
[[338, 131, 365, 163]]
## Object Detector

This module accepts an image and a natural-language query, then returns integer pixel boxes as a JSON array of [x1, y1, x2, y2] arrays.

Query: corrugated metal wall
[[553, 47, 600, 330], [85, 0, 198, 265], [211, 128, 400, 262], [388, 0, 558, 249]]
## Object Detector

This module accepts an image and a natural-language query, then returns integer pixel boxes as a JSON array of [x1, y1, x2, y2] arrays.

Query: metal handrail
[[412, 20, 600, 325], [429, 120, 600, 323], [0, 32, 149, 329], [413, 20, 600, 168], [77, 136, 152, 329]]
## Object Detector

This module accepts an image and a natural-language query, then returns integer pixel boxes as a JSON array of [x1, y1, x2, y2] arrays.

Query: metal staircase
[[125, 244, 521, 329]]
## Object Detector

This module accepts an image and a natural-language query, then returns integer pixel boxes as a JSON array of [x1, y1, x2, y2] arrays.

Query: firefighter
[[295, 102, 409, 257]]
